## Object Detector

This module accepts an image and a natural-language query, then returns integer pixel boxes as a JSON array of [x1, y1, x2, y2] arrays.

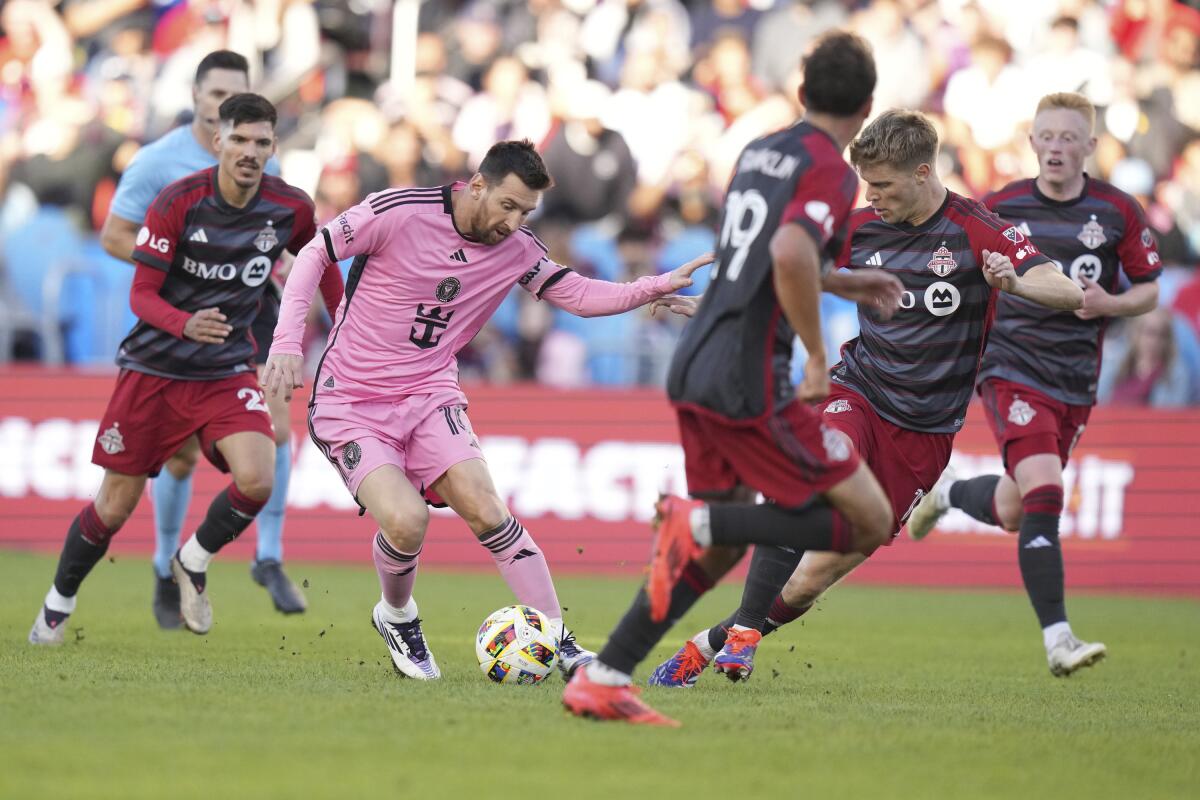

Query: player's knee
[[164, 452, 197, 479], [233, 470, 274, 503], [273, 426, 290, 447], [378, 505, 430, 552], [850, 502, 893, 554]]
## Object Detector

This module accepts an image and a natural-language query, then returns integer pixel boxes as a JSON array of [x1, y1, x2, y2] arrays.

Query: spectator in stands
[[1099, 308, 1200, 406]]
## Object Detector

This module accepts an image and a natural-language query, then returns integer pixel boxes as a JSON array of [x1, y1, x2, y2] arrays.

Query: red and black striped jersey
[[120, 167, 317, 380], [977, 176, 1161, 405], [831, 191, 1050, 433], [667, 121, 859, 420]]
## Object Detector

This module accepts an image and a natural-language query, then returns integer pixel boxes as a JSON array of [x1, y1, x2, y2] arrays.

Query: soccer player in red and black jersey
[[644, 110, 1084, 695], [564, 32, 911, 726], [906, 93, 1162, 676], [28, 94, 343, 644]]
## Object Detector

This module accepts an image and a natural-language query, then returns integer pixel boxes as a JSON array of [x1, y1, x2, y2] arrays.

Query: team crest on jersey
[[97, 423, 125, 455], [1008, 398, 1036, 426], [254, 221, 279, 253], [1002, 226, 1025, 244], [436, 277, 462, 303], [342, 441, 362, 471], [1141, 227, 1154, 249], [1077, 215, 1106, 249], [825, 399, 852, 414], [927, 243, 958, 277], [821, 425, 850, 463]]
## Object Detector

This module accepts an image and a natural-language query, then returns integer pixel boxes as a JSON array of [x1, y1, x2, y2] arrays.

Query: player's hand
[[182, 308, 231, 344], [982, 249, 1017, 292], [798, 353, 830, 403], [667, 252, 715, 291], [1074, 276, 1114, 320], [650, 295, 699, 318], [847, 269, 904, 320], [263, 353, 305, 401]]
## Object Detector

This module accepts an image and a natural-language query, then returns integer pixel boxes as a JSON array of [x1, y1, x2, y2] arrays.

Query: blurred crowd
[[2, 0, 1199, 405]]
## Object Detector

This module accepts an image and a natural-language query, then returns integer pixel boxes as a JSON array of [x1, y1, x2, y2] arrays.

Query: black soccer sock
[[194, 484, 267, 554], [597, 560, 717, 676], [731, 545, 805, 630], [53, 503, 117, 597], [948, 475, 1001, 526], [708, 502, 854, 553], [1017, 485, 1067, 628]]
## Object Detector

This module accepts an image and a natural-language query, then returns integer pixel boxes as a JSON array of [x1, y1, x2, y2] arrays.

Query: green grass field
[[1, 550, 1197, 800]]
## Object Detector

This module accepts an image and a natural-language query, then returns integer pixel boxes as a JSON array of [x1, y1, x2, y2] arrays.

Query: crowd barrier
[[1, 368, 1197, 596]]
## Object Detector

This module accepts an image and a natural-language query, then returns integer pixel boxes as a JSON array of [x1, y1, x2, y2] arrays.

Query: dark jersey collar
[[1031, 173, 1090, 207]]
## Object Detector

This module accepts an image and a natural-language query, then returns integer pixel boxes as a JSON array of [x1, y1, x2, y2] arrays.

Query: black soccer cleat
[[251, 559, 308, 614], [153, 571, 183, 630]]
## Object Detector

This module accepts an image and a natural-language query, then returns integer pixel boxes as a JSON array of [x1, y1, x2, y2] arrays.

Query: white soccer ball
[[475, 605, 560, 684]]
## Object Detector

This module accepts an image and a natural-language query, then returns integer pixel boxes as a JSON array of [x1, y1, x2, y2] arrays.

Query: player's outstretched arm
[[983, 252, 1083, 311], [536, 253, 713, 318], [771, 224, 828, 402]]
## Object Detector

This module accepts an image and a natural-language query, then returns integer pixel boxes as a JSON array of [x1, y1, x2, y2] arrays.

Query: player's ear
[[469, 173, 487, 199], [914, 162, 931, 183]]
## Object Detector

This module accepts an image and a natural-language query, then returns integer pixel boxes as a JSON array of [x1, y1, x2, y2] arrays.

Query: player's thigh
[[356, 465, 430, 549], [93, 470, 150, 529], [213, 431, 276, 499], [822, 462, 893, 551], [430, 457, 509, 534], [258, 364, 292, 446], [781, 550, 867, 606]]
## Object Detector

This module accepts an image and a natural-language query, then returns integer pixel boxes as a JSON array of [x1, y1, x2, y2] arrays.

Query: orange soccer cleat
[[563, 667, 680, 727], [646, 495, 704, 623]]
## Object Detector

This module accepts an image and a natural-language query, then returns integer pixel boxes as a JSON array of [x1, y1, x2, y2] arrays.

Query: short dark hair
[[801, 31, 876, 116], [196, 50, 249, 85], [218, 93, 277, 128], [478, 139, 552, 191]]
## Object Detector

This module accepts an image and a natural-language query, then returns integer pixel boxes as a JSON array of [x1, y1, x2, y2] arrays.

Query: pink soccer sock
[[478, 517, 561, 619], [372, 531, 420, 610]]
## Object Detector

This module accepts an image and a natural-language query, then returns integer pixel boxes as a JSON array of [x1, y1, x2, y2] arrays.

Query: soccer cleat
[[907, 466, 957, 541], [153, 571, 182, 629], [371, 601, 440, 680], [556, 626, 595, 680], [250, 559, 308, 614], [712, 627, 762, 682], [647, 639, 711, 688], [171, 554, 212, 635], [563, 666, 680, 727], [1047, 632, 1107, 677], [647, 495, 704, 623], [28, 606, 67, 646]]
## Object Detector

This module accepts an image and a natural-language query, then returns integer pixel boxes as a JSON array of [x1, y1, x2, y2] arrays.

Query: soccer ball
[[475, 605, 560, 684]]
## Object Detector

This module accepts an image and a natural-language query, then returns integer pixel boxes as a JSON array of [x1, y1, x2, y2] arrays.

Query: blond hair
[[1035, 92, 1096, 132], [849, 109, 939, 171]]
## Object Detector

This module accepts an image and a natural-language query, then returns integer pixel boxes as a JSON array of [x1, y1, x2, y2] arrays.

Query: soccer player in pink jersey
[[264, 140, 708, 681]]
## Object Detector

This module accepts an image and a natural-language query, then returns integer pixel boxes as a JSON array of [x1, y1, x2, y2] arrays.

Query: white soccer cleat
[[371, 601, 441, 680], [556, 624, 595, 680], [1047, 632, 1107, 677], [171, 555, 212, 635], [907, 466, 957, 541], [28, 606, 67, 646]]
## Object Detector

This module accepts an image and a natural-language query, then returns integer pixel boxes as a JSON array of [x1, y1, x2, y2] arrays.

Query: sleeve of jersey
[[535, 266, 673, 317], [320, 196, 393, 262], [108, 149, 158, 223], [1116, 201, 1162, 283], [272, 239, 332, 357], [131, 192, 182, 272], [129, 263, 190, 338], [779, 161, 856, 257], [976, 212, 1049, 276]]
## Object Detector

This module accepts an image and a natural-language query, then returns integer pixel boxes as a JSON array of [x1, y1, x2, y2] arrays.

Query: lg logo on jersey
[[136, 226, 170, 254], [181, 254, 273, 286], [894, 281, 962, 317]]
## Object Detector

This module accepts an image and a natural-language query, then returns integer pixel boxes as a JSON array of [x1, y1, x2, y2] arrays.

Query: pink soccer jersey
[[272, 183, 673, 404]]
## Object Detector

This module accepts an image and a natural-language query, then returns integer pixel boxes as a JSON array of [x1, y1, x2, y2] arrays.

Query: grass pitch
[[1, 550, 1197, 800]]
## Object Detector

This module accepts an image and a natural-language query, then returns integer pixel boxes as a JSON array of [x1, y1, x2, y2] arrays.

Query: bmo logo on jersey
[[181, 254, 272, 286], [896, 281, 962, 317]]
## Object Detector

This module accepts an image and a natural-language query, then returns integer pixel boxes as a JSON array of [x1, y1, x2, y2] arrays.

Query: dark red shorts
[[979, 378, 1091, 476], [92, 369, 274, 477], [674, 400, 860, 508], [820, 384, 954, 534]]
